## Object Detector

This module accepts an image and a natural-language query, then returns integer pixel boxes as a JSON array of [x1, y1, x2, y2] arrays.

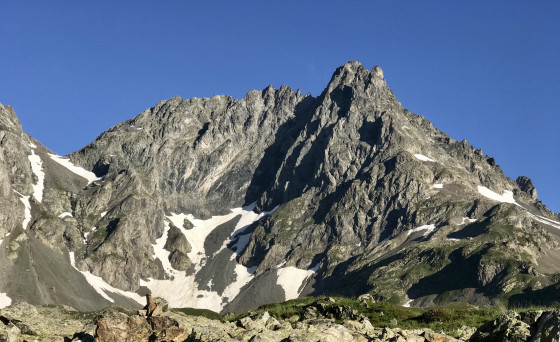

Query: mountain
[[1, 61, 559, 313]]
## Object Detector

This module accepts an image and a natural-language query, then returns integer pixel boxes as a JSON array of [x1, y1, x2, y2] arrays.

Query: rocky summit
[[1, 61, 560, 316]]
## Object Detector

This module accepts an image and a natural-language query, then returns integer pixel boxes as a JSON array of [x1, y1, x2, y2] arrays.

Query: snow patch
[[48, 154, 100, 184], [414, 154, 435, 162], [28, 142, 37, 149], [140, 260, 257, 312], [59, 212, 73, 219], [448, 238, 461, 242], [527, 213, 560, 230], [433, 183, 444, 189], [152, 222, 174, 276], [68, 252, 143, 305], [101, 211, 107, 218], [229, 233, 252, 260], [28, 150, 45, 202], [226, 204, 279, 259], [407, 224, 436, 237], [477, 186, 518, 205], [276, 260, 287, 269], [457, 217, 477, 225], [0, 293, 11, 309], [403, 299, 413, 307], [13, 190, 31, 230], [276, 263, 319, 300], [168, 203, 276, 266], [477, 186, 560, 231], [142, 203, 279, 311], [221, 264, 257, 303]]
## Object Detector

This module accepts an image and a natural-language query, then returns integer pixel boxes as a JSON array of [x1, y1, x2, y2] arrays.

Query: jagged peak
[[324, 61, 388, 95], [372, 65, 384, 78], [371, 65, 386, 87], [326, 61, 369, 89]]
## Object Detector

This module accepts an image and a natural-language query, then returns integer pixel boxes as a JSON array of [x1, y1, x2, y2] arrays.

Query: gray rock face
[[471, 310, 560, 342], [1, 61, 560, 312], [0, 104, 31, 238], [516, 176, 538, 200]]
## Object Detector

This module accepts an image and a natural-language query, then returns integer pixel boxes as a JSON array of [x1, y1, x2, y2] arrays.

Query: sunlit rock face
[[1, 62, 559, 313]]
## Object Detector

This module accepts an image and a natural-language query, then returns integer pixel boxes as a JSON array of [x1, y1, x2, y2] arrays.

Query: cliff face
[[1, 62, 560, 312]]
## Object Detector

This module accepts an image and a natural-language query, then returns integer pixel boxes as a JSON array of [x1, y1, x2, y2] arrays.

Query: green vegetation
[[172, 307, 222, 320], [225, 296, 506, 335]]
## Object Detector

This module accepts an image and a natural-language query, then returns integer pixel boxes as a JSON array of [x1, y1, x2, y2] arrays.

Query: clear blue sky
[[1, 1, 559, 212]]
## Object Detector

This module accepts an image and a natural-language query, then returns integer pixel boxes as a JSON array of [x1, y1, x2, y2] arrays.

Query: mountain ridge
[[1, 61, 559, 313]]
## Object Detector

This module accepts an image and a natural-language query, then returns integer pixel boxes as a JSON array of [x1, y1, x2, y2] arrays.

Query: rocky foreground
[[0, 297, 559, 342]]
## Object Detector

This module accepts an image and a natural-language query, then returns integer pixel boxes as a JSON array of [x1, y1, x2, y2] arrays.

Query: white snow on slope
[[140, 267, 254, 312], [527, 213, 560, 230], [458, 217, 477, 225], [433, 183, 444, 189], [276, 264, 319, 300], [28, 149, 45, 202], [13, 190, 31, 230], [403, 298, 413, 307], [0, 293, 11, 309], [48, 154, 100, 184], [276, 260, 287, 269], [477, 186, 517, 204], [228, 204, 279, 256], [58, 212, 73, 219], [477, 186, 560, 230], [84, 227, 96, 242], [211, 203, 279, 260], [169, 203, 276, 267], [101, 211, 107, 218], [142, 204, 278, 312], [414, 154, 435, 162], [152, 222, 175, 276], [407, 224, 436, 237], [68, 252, 143, 305], [140, 253, 257, 312], [221, 264, 258, 304]]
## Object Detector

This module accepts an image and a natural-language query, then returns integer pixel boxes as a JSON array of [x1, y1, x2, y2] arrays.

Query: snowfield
[[0, 293, 11, 309], [414, 154, 436, 162], [458, 217, 477, 225], [477, 185, 560, 230], [48, 154, 100, 184], [276, 262, 320, 300], [142, 204, 276, 311], [68, 252, 144, 305], [477, 186, 516, 204], [140, 203, 317, 312], [58, 212, 73, 219], [407, 224, 436, 237], [28, 149, 45, 202], [13, 190, 32, 230]]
